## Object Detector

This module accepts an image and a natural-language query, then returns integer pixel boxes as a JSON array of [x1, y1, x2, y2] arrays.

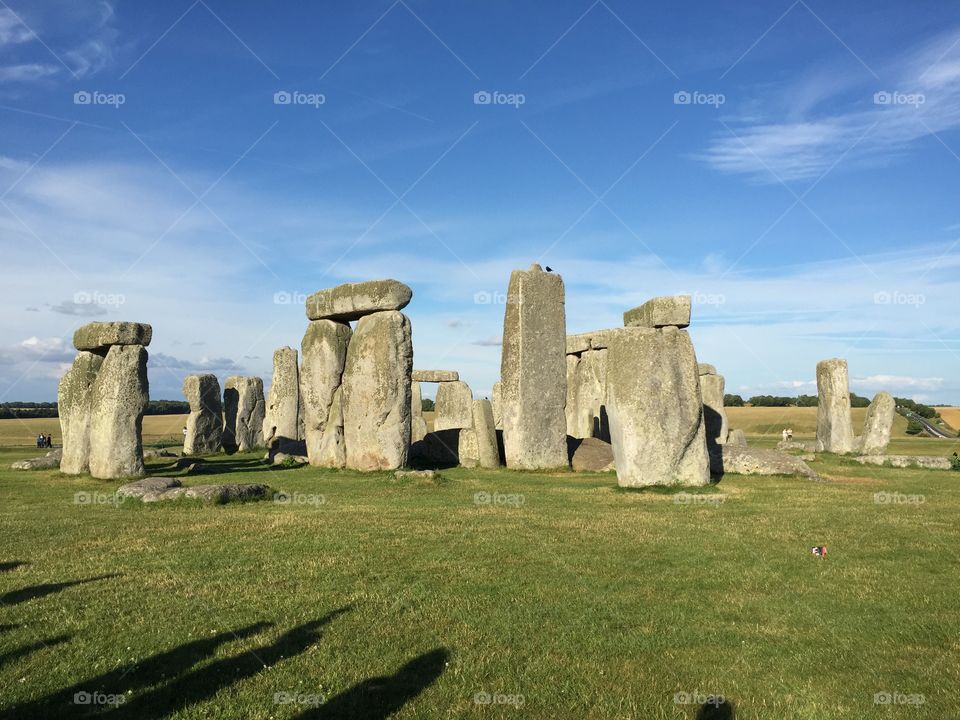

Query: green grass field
[[1, 442, 958, 719]]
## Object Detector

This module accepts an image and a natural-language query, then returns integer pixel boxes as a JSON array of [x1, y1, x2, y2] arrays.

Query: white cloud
[[0, 9, 34, 46], [0, 63, 59, 82]]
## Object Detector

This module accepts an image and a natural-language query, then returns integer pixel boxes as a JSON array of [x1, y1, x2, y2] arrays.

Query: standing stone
[[472, 399, 499, 469], [342, 311, 413, 471], [434, 381, 473, 431], [698, 365, 728, 448], [606, 327, 710, 486], [306, 279, 412, 321], [500, 264, 568, 469], [491, 381, 503, 430], [860, 391, 895, 455], [263, 347, 302, 452], [223, 376, 265, 452], [182, 374, 223, 455], [300, 320, 352, 467], [88, 345, 149, 479], [458, 427, 479, 468], [727, 429, 748, 447], [566, 349, 608, 441], [816, 358, 855, 454], [58, 350, 106, 474], [410, 381, 428, 443]]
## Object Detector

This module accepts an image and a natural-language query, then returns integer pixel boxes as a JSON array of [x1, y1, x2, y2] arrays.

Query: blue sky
[[0, 0, 958, 404]]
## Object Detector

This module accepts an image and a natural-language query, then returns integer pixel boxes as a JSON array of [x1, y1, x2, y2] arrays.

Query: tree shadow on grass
[[293, 647, 449, 720], [0, 624, 20, 634], [0, 561, 28, 573], [0, 635, 70, 670], [0, 573, 121, 606]]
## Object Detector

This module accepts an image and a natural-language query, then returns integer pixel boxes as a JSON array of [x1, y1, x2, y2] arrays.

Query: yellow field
[[725, 406, 912, 438], [935, 407, 960, 432], [0, 414, 188, 447]]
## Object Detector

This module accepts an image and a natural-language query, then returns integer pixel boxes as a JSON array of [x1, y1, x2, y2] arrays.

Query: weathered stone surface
[[58, 350, 105, 474], [342, 310, 412, 471], [571, 437, 615, 472], [412, 370, 458, 383], [270, 452, 308, 466], [182, 374, 223, 455], [300, 320, 352, 468], [623, 296, 691, 329], [855, 454, 952, 470], [777, 440, 816, 452], [697, 363, 717, 376], [472, 399, 499, 468], [712, 445, 819, 480], [566, 335, 591, 356], [394, 469, 437, 481], [126, 481, 270, 503], [566, 349, 609, 441], [143, 448, 179, 459], [500, 264, 568, 469], [815, 358, 855, 454], [12, 449, 62, 470], [606, 327, 710, 486], [699, 370, 728, 448], [458, 427, 479, 468], [263, 347, 301, 452], [491, 381, 503, 430], [223, 376, 265, 453], [434, 381, 473, 431], [88, 344, 148, 480], [566, 330, 617, 355], [117, 476, 182, 499], [410, 381, 428, 443], [860, 391, 895, 455], [727, 429, 747, 446], [306, 279, 412, 321], [73, 321, 152, 351]]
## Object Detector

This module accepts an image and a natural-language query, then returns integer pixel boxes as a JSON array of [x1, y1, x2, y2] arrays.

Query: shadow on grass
[[293, 647, 449, 720], [0, 635, 70, 670], [0, 561, 28, 572], [697, 699, 735, 719], [156, 457, 306, 477], [0, 573, 121, 606], [0, 624, 20, 634]]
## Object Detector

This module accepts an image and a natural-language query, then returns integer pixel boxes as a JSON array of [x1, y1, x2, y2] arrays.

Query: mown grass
[[0, 446, 958, 719]]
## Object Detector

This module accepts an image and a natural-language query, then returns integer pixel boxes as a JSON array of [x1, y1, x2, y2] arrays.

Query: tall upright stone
[[263, 347, 301, 452], [342, 310, 413, 471], [491, 381, 503, 430], [410, 381, 428, 443], [300, 320, 352, 467], [566, 348, 608, 441], [182, 374, 223, 455], [500, 264, 567, 469], [606, 327, 710, 487], [698, 363, 729, 449], [88, 345, 149, 479], [472, 399, 500, 469], [58, 350, 105, 474], [816, 358, 855, 454], [434, 381, 473, 431], [223, 376, 265, 453], [860, 390, 895, 455]]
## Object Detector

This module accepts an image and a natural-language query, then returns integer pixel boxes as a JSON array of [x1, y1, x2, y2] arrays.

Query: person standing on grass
[[36, 433, 43, 448]]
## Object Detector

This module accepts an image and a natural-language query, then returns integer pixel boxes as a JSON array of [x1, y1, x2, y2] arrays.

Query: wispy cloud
[[0, 9, 34, 47]]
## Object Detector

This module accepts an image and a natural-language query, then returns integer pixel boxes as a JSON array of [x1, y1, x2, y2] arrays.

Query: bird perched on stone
[[545, 266, 553, 272]]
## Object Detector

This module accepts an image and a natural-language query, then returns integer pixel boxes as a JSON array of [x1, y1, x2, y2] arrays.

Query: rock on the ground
[[860, 391, 895, 455], [58, 350, 105, 474], [855, 454, 953, 470], [117, 477, 182, 498], [777, 440, 816, 452], [87, 344, 148, 479], [571, 437, 615, 472], [623, 296, 691, 329], [182, 374, 223, 455], [712, 445, 819, 480], [73, 321, 153, 351], [262, 347, 301, 452], [412, 370, 458, 383], [815, 358, 855, 454], [394, 469, 438, 480], [300, 320, 352, 468], [11, 448, 62, 470], [434, 380, 473, 431], [306, 279, 412, 321]]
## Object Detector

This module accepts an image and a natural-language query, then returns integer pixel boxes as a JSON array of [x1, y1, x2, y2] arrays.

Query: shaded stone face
[[697, 363, 717, 376], [566, 348, 609, 442], [491, 381, 503, 430], [263, 347, 301, 452], [410, 381, 428, 443], [815, 358, 855, 454], [73, 322, 152, 351], [182, 374, 223, 455], [860, 391, 895, 455], [471, 399, 500, 469], [605, 327, 710, 487], [434, 381, 473, 431], [223, 376, 265, 453], [500, 264, 568, 469], [58, 350, 105, 474], [623, 296, 691, 329], [305, 279, 412, 322], [698, 370, 728, 449], [87, 344, 149, 480], [342, 310, 413, 471], [412, 370, 459, 383], [300, 319, 352, 468]]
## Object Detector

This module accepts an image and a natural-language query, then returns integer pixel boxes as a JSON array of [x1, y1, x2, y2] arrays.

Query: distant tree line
[[0, 400, 190, 419], [894, 397, 937, 419], [421, 398, 435, 411], [723, 393, 935, 413]]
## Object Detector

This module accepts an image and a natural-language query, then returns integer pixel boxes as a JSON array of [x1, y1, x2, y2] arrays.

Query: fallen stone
[[571, 437, 615, 472], [860, 391, 895, 455], [139, 483, 270, 503], [182, 374, 223, 455], [855, 455, 953, 470], [412, 370, 458, 383], [472, 399, 500, 469], [623, 296, 691, 329], [87, 344, 148, 480], [306, 279, 412, 321], [263, 347, 302, 453], [434, 381, 473, 431], [223, 376, 265, 453], [394, 469, 437, 480], [11, 448, 62, 470], [117, 477, 182, 498], [143, 448, 179, 459], [712, 445, 819, 480], [816, 358, 855, 454], [500, 264, 568, 469], [271, 452, 309, 466], [73, 322, 152, 351], [777, 440, 816, 452], [58, 350, 104, 474], [300, 320, 352, 468]]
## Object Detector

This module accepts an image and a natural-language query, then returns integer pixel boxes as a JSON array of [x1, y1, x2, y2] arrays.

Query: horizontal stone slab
[[412, 370, 459, 383], [855, 454, 952, 470], [73, 322, 152, 350], [698, 363, 717, 375], [566, 329, 620, 355], [305, 279, 412, 321], [623, 296, 691, 329]]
